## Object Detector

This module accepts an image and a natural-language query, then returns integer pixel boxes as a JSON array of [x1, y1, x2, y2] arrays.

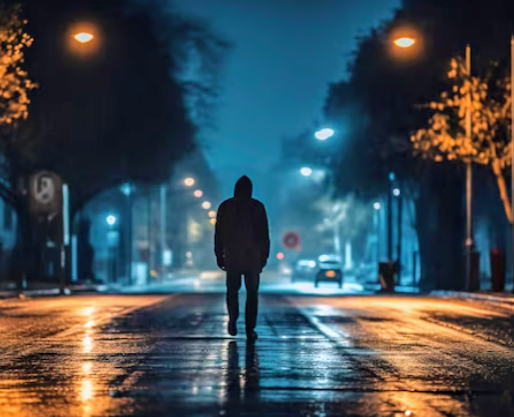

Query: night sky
[[176, 0, 399, 198]]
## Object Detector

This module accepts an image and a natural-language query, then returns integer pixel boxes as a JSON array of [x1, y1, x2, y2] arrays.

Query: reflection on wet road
[[0, 294, 514, 416]]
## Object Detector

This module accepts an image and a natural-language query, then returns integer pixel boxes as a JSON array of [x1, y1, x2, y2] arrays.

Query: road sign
[[282, 231, 300, 249], [29, 171, 63, 216]]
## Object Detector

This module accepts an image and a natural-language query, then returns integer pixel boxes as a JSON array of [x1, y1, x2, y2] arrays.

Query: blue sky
[[176, 0, 399, 197]]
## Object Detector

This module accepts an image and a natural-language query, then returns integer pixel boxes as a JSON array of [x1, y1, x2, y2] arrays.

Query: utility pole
[[465, 44, 474, 291], [511, 35, 514, 292], [387, 172, 394, 262], [160, 183, 167, 277], [147, 186, 153, 285], [397, 190, 403, 284], [60, 184, 69, 294], [126, 184, 133, 286]]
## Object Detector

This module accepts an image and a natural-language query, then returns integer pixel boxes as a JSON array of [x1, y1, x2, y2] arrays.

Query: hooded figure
[[214, 176, 270, 340]]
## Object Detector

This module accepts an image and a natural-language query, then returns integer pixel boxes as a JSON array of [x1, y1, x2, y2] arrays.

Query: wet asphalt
[[1, 293, 514, 416]]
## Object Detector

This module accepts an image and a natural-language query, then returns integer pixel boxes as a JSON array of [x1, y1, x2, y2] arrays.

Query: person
[[214, 175, 270, 341]]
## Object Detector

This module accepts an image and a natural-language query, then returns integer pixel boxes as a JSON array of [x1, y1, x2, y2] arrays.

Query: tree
[[0, 0, 227, 283], [0, 3, 36, 126], [412, 57, 513, 222], [0, 2, 36, 206], [323, 0, 514, 289]]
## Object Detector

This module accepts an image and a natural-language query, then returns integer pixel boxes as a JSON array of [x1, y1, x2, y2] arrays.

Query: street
[[1, 286, 514, 416]]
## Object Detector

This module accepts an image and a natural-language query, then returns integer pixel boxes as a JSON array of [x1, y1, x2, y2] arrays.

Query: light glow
[[74, 32, 94, 43], [300, 167, 313, 177], [106, 215, 117, 226], [315, 128, 335, 141], [394, 37, 416, 48], [184, 177, 195, 187]]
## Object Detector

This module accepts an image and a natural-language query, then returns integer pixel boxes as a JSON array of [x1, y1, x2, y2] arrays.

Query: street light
[[106, 215, 117, 226], [202, 201, 212, 210], [210, 218, 216, 225], [184, 177, 195, 187], [300, 167, 313, 177], [315, 128, 335, 141], [394, 37, 415, 48], [391, 32, 476, 289], [208, 210, 216, 218], [74, 32, 94, 44], [194, 189, 203, 198], [373, 202, 381, 211]]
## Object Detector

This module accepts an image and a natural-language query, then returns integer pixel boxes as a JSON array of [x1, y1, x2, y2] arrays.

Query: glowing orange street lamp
[[394, 37, 416, 48], [74, 32, 94, 44]]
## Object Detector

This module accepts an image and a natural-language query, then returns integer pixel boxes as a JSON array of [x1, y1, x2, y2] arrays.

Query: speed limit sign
[[29, 171, 63, 216]]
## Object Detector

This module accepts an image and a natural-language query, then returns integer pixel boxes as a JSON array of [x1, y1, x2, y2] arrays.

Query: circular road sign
[[282, 231, 300, 249], [29, 171, 62, 215]]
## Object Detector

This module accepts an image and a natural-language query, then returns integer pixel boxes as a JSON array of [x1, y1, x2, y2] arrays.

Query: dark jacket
[[214, 176, 270, 272]]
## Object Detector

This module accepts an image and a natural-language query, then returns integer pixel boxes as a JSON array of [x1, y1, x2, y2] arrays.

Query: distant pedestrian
[[214, 176, 270, 341]]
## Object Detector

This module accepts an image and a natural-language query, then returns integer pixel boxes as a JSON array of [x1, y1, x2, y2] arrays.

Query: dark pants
[[226, 271, 260, 332]]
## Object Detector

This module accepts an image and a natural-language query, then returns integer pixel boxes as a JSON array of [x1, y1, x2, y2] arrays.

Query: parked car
[[315, 254, 343, 288], [292, 259, 317, 282]]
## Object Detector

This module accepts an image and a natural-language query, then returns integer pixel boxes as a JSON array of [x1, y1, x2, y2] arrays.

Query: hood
[[234, 175, 253, 199]]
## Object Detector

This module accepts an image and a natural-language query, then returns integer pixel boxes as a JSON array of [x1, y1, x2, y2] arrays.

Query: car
[[292, 259, 317, 282], [315, 254, 343, 288]]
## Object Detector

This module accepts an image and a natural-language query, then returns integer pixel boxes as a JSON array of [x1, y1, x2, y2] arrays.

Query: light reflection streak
[[82, 307, 96, 316], [83, 336, 93, 353], [82, 362, 92, 374], [84, 320, 95, 329], [81, 380, 93, 401]]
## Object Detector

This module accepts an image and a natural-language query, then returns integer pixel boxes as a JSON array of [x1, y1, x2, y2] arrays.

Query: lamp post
[[464, 45, 474, 292], [387, 172, 395, 262], [393, 36, 475, 290], [511, 35, 514, 291], [374, 202, 382, 262], [106, 214, 118, 283], [393, 187, 403, 283]]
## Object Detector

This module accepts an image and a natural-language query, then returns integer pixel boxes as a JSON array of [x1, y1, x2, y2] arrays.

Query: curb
[[431, 290, 514, 306], [0, 284, 107, 300]]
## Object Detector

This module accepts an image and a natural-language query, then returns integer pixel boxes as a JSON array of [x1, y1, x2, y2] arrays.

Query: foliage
[[1, 0, 228, 217], [0, 3, 36, 126], [411, 57, 513, 222]]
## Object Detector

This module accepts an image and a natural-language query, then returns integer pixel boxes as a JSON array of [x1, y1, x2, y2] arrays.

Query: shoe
[[246, 330, 258, 342], [228, 321, 238, 336]]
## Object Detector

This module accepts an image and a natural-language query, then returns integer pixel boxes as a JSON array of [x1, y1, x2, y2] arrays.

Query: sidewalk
[[0, 283, 108, 299], [431, 290, 514, 305]]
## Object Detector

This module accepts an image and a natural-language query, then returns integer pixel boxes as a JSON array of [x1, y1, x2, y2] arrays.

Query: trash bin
[[378, 261, 397, 292], [490, 249, 506, 292]]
